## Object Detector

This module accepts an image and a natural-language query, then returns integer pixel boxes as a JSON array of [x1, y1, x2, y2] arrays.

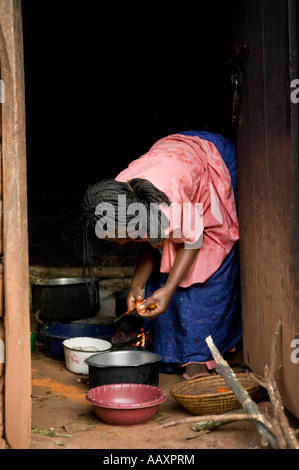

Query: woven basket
[[170, 372, 263, 415]]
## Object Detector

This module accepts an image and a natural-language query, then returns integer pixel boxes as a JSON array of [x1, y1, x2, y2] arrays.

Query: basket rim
[[170, 372, 263, 400]]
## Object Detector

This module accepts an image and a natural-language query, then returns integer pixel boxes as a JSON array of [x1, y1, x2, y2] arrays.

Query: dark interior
[[21, 1, 235, 270]]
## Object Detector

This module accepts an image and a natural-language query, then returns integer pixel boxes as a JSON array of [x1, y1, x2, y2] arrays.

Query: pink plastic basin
[[86, 383, 166, 425]]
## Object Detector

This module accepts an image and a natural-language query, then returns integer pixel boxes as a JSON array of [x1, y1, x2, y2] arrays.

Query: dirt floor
[[30, 342, 274, 451]]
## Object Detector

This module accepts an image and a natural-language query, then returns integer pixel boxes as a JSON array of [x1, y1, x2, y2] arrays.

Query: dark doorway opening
[[21, 1, 235, 269]]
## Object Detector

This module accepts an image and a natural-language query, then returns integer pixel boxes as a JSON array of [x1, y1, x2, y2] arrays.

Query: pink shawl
[[115, 133, 239, 287]]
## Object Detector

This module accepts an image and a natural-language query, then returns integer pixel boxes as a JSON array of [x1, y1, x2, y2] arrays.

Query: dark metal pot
[[85, 350, 162, 388], [32, 277, 100, 322]]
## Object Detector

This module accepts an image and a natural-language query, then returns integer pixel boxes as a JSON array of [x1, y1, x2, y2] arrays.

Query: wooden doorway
[[1, 0, 299, 450], [232, 0, 299, 417], [0, 0, 31, 449]]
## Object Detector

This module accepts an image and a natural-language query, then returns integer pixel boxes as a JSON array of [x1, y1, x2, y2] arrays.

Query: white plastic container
[[63, 337, 112, 374]]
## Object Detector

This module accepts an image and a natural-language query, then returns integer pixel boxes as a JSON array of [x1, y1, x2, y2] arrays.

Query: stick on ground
[[205, 335, 279, 449]]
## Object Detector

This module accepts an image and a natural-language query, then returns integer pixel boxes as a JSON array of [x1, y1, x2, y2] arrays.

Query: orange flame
[[135, 328, 145, 348]]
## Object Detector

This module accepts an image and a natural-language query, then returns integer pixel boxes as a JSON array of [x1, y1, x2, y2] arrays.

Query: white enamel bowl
[[63, 337, 112, 374]]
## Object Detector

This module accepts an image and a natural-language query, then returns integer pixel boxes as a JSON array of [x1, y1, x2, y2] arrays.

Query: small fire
[[135, 328, 145, 349]]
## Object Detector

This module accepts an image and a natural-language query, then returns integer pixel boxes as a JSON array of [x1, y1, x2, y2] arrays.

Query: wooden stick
[[205, 335, 280, 449], [153, 411, 267, 430], [191, 408, 246, 432], [252, 320, 299, 449]]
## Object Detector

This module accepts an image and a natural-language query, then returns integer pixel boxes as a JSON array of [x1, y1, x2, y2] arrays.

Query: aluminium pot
[[31, 277, 100, 322], [85, 350, 162, 388]]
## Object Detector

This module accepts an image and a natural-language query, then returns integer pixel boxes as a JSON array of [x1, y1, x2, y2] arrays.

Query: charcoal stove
[[111, 315, 145, 351]]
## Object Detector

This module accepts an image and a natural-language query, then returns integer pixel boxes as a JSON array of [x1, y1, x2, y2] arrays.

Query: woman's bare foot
[[182, 363, 211, 380]]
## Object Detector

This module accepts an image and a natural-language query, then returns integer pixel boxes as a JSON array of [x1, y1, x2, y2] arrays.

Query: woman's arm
[[139, 244, 200, 318], [127, 243, 160, 311]]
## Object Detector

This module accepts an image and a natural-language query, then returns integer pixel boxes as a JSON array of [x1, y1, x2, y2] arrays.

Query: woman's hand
[[127, 285, 143, 312], [137, 245, 200, 319], [126, 244, 159, 312], [128, 245, 200, 319], [137, 286, 173, 319]]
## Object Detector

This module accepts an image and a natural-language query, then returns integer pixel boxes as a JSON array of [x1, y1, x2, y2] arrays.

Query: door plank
[[0, 0, 31, 448], [232, 0, 299, 417]]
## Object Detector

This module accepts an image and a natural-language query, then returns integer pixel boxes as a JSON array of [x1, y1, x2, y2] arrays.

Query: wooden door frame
[[232, 0, 299, 417], [0, 0, 298, 449], [0, 0, 31, 449], [288, 1, 299, 337]]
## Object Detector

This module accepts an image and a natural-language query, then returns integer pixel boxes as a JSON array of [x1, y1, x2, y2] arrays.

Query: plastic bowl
[[40, 323, 115, 360], [86, 383, 166, 425], [63, 337, 112, 374]]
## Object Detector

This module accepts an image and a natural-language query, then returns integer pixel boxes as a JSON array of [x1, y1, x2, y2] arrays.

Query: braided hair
[[81, 178, 171, 300]]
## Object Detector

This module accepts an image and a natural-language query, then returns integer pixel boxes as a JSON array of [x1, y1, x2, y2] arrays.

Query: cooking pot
[[32, 277, 99, 322], [85, 350, 162, 388]]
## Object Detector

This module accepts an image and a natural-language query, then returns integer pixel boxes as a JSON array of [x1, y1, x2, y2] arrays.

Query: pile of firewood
[[158, 320, 299, 449]]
